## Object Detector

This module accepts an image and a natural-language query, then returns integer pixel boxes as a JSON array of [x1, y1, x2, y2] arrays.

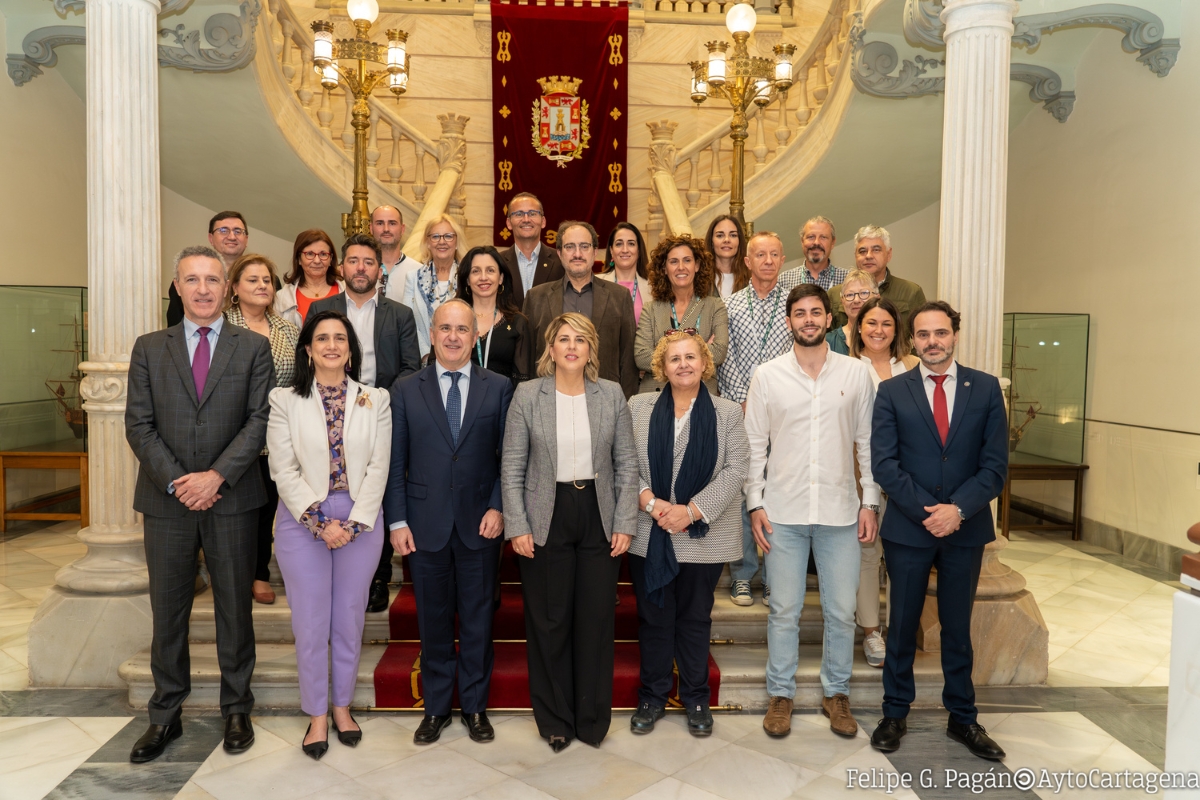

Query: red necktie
[[931, 374, 949, 445]]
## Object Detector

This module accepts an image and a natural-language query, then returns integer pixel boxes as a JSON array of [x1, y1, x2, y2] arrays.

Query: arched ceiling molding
[[902, 0, 1179, 77], [8, 0, 257, 85], [850, 23, 1076, 121]]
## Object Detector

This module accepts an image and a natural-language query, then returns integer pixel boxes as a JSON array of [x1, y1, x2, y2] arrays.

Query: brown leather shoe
[[822, 694, 858, 737], [252, 581, 276, 604], [762, 696, 793, 737]]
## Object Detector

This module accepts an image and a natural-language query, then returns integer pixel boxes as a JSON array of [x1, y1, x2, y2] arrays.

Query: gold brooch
[[356, 392, 373, 408]]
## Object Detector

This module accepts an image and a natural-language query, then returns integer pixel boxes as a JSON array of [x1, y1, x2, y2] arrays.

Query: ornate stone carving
[[435, 113, 469, 174], [157, 0, 261, 73], [80, 369, 128, 406], [1136, 38, 1180, 77], [6, 25, 85, 87], [53, 0, 87, 14], [646, 120, 679, 176], [903, 0, 945, 49], [9, 0, 259, 85], [1010, 63, 1076, 122]]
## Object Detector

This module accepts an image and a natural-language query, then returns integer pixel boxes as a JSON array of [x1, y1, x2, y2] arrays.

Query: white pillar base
[[1166, 588, 1200, 797], [28, 588, 152, 687]]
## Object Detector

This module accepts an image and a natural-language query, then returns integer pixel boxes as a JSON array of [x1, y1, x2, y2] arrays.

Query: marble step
[[709, 590, 883, 644], [188, 586, 396, 645]]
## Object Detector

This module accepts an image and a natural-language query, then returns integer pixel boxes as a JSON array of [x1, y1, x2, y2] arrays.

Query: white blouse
[[716, 271, 735, 300], [860, 354, 911, 388], [555, 391, 594, 483]]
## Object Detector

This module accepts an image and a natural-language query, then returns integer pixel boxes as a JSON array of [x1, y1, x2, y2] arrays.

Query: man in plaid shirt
[[797, 215, 847, 290], [718, 230, 808, 607]]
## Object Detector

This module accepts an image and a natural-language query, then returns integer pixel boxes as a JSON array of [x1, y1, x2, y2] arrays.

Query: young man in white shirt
[[744, 283, 880, 740], [371, 205, 416, 303]]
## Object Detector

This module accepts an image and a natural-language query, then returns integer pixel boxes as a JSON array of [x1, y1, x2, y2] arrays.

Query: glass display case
[[0, 286, 88, 451], [1001, 312, 1089, 465]]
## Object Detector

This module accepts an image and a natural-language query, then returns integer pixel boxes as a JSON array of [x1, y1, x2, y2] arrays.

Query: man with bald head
[[717, 231, 809, 608], [385, 299, 514, 744], [523, 219, 638, 397], [371, 205, 416, 303]]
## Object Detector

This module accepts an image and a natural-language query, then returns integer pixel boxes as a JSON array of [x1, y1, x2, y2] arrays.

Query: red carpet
[[373, 543, 721, 710]]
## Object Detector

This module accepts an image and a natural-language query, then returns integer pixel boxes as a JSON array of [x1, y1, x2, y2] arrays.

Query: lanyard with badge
[[670, 300, 700, 332], [746, 286, 780, 382], [474, 309, 498, 368]]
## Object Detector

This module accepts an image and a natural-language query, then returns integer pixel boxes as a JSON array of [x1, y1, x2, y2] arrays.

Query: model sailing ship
[[1005, 333, 1041, 452], [45, 315, 87, 439]]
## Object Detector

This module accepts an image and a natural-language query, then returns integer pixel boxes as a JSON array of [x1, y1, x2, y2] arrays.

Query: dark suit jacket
[[306, 292, 420, 390], [871, 364, 1008, 548], [523, 276, 639, 398], [126, 322, 274, 518], [384, 364, 514, 552], [501, 244, 564, 309]]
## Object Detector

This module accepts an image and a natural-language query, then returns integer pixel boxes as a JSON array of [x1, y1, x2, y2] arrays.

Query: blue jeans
[[729, 505, 768, 586], [763, 522, 860, 698]]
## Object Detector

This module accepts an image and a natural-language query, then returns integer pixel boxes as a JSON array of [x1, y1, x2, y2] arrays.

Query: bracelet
[[685, 503, 696, 524]]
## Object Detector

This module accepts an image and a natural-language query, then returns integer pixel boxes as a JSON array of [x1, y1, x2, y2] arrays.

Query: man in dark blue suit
[[869, 300, 1008, 761], [385, 299, 514, 745]]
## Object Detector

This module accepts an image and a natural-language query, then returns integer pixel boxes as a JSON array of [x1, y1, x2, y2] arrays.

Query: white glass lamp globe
[[726, 4, 757, 35], [347, 0, 379, 23]]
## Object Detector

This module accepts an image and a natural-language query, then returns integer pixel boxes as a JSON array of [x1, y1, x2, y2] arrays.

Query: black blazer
[[306, 292, 421, 391], [125, 322, 274, 518], [500, 244, 564, 309], [871, 364, 1008, 548], [385, 364, 514, 552]]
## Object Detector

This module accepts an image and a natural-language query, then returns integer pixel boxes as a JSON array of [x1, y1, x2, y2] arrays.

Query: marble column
[[28, 0, 163, 686]]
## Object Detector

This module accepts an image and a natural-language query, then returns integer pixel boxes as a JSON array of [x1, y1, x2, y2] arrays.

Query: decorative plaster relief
[[851, 23, 1076, 121], [9, 0, 260, 85]]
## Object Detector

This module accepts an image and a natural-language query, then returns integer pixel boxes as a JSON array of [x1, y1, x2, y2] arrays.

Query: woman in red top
[[276, 229, 345, 328]]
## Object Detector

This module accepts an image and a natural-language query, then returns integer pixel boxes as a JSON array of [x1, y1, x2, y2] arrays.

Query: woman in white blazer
[[267, 309, 391, 760]]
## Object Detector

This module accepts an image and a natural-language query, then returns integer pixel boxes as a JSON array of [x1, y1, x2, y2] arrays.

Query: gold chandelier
[[688, 2, 795, 227], [310, 0, 411, 239]]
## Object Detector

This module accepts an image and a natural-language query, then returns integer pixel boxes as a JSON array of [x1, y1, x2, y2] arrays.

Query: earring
[[232, 294, 240, 305], [307, 354, 314, 370], [344, 354, 352, 373]]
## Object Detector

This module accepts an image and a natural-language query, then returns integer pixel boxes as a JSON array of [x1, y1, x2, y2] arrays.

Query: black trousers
[[254, 455, 278, 583], [519, 483, 620, 745], [408, 528, 501, 716], [374, 533, 395, 587], [881, 537, 985, 726], [629, 556, 722, 709], [143, 510, 257, 725]]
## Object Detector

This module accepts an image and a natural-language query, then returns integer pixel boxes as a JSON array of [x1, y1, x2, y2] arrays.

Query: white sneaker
[[762, 584, 771, 606], [863, 630, 886, 668], [730, 580, 753, 606]]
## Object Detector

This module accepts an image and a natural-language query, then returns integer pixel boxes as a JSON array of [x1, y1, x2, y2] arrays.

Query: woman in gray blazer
[[501, 312, 638, 752], [627, 331, 749, 738], [634, 234, 729, 395]]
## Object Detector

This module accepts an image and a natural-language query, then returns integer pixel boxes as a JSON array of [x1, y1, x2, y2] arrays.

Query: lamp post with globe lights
[[688, 2, 794, 228], [310, 0, 411, 239]]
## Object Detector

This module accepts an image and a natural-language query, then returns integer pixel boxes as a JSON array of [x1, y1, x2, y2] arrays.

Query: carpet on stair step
[[373, 641, 719, 710], [388, 583, 640, 640]]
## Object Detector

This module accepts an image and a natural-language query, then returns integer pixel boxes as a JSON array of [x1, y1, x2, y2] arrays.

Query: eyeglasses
[[508, 210, 544, 220], [664, 327, 698, 338], [214, 227, 248, 237], [428, 233, 457, 243], [842, 290, 878, 302], [560, 243, 594, 254], [301, 251, 332, 261]]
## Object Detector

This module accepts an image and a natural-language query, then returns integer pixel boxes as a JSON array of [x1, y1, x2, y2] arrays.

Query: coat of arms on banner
[[531, 76, 590, 167]]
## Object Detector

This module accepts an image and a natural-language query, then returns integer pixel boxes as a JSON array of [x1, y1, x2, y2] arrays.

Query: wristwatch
[[954, 504, 966, 520], [861, 503, 880, 514], [645, 498, 657, 515]]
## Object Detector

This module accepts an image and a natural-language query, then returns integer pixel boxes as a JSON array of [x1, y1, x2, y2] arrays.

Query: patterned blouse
[[298, 381, 366, 541], [224, 304, 299, 389]]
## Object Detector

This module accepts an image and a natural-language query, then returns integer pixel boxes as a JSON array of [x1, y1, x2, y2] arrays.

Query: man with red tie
[[867, 300, 1008, 761]]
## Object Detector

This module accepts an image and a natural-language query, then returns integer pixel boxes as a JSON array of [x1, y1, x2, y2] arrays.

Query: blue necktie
[[445, 371, 462, 447]]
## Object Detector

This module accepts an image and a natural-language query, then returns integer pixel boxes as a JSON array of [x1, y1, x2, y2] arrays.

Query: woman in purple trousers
[[267, 310, 392, 759]]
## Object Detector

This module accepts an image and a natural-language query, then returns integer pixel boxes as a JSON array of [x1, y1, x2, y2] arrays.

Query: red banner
[[490, 1, 629, 247]]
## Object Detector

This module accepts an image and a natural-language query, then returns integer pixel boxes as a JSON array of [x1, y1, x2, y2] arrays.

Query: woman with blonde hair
[[627, 330, 748, 737], [826, 269, 878, 355], [634, 234, 729, 395], [501, 313, 638, 752], [403, 214, 466, 359], [225, 253, 300, 604]]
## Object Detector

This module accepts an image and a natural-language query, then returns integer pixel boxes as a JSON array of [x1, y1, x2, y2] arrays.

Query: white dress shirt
[[744, 347, 880, 525], [555, 391, 594, 484], [918, 360, 958, 425], [860, 355, 911, 388], [344, 293, 378, 387], [182, 315, 223, 366], [515, 242, 541, 294], [381, 253, 416, 305], [391, 360, 472, 531]]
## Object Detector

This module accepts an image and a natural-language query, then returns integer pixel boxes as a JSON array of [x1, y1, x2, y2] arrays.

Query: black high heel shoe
[[332, 714, 362, 747], [548, 735, 571, 753], [302, 722, 329, 760]]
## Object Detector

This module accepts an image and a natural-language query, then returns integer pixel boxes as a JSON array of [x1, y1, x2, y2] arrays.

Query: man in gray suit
[[125, 246, 275, 762], [307, 232, 421, 612]]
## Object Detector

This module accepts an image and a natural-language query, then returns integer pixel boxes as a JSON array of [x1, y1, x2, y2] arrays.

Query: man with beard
[[797, 216, 846, 290], [868, 301, 1007, 761], [523, 220, 637, 398], [743, 283, 879, 740], [830, 225, 926, 328], [371, 205, 417, 303], [308, 233, 422, 613]]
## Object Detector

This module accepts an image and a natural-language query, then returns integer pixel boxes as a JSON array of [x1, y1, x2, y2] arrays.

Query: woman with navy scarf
[[627, 330, 750, 737]]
